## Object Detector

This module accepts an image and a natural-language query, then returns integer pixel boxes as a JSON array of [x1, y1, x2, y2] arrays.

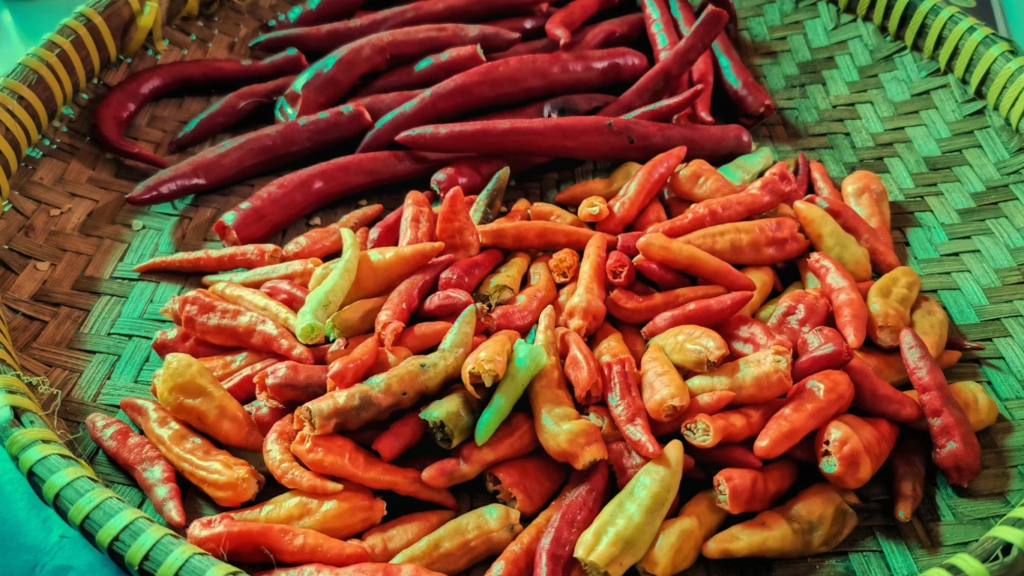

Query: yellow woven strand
[[155, 543, 207, 576], [999, 75, 1024, 118], [986, 525, 1024, 548], [0, 318, 16, 353], [888, 0, 913, 38], [0, 349, 19, 371], [0, 78, 50, 128], [42, 466, 92, 504], [176, 0, 201, 20], [79, 7, 118, 63], [944, 553, 989, 576], [0, 93, 40, 144], [0, 374, 34, 396], [151, 4, 165, 51], [904, 0, 937, 48], [18, 443, 74, 475], [0, 106, 28, 155], [205, 564, 244, 576], [856, 0, 872, 18], [68, 487, 119, 528], [127, 0, 143, 16], [971, 42, 1012, 94], [0, 393, 43, 414], [28, 48, 73, 103], [938, 16, 981, 72], [953, 26, 993, 80], [989, 57, 1024, 109], [62, 18, 101, 76], [0, 124, 19, 178], [923, 6, 959, 59], [46, 34, 87, 91], [15, 56, 65, 109], [125, 524, 175, 574], [5, 427, 60, 456], [1011, 87, 1024, 129], [125, 0, 160, 57], [873, 0, 890, 28], [95, 508, 149, 552], [0, 169, 7, 200]]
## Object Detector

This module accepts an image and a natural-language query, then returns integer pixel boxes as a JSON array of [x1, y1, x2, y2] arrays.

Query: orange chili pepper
[[283, 204, 384, 261], [561, 233, 608, 336], [202, 258, 321, 288], [793, 200, 871, 282], [326, 335, 379, 391], [476, 251, 532, 308], [650, 390, 736, 437], [548, 248, 581, 284], [678, 217, 810, 265], [640, 343, 690, 422], [340, 243, 446, 306], [766, 289, 831, 347], [606, 284, 727, 324], [485, 452, 570, 516], [495, 197, 532, 223], [642, 291, 753, 340], [392, 321, 457, 354], [713, 459, 799, 513], [135, 244, 282, 274], [841, 170, 891, 245], [258, 362, 328, 404], [439, 249, 505, 292], [629, 197, 668, 232], [816, 413, 899, 489], [195, 349, 279, 381], [910, 295, 949, 358], [904, 381, 999, 432], [555, 162, 642, 205], [807, 251, 867, 349], [478, 220, 617, 252], [531, 201, 588, 228], [638, 233, 754, 291], [398, 190, 436, 246], [605, 250, 636, 288], [803, 194, 900, 274], [557, 326, 603, 405], [738, 266, 778, 316], [667, 158, 737, 201], [366, 346, 414, 377], [587, 405, 625, 444], [181, 290, 312, 363], [638, 490, 727, 575], [553, 281, 577, 324], [421, 411, 539, 488], [598, 146, 688, 234], [592, 322, 661, 458], [753, 369, 855, 459], [685, 346, 793, 404], [808, 160, 841, 201], [490, 255, 558, 334], [361, 511, 457, 562], [264, 417, 345, 494], [421, 289, 475, 318], [435, 186, 481, 259], [577, 195, 611, 223], [187, 517, 369, 567], [648, 325, 729, 374], [682, 399, 785, 449], [390, 505, 523, 574], [612, 320, 645, 367], [327, 296, 388, 340]]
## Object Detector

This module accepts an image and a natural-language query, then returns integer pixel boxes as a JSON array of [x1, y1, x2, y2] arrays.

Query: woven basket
[[2, 0, 1024, 574]]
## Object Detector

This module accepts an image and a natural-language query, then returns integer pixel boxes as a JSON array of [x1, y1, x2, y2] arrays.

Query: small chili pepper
[[222, 358, 279, 404], [120, 397, 264, 507], [434, 186, 480, 259], [557, 326, 603, 405], [791, 326, 853, 381], [486, 452, 569, 516], [86, 413, 185, 528], [478, 221, 619, 252], [422, 411, 539, 487], [535, 462, 610, 576], [608, 284, 727, 325], [592, 322, 661, 458], [398, 191, 437, 246], [855, 347, 961, 386], [587, 405, 624, 444], [764, 289, 831, 349], [578, 196, 610, 223], [816, 413, 899, 490], [652, 170, 793, 238], [421, 388, 482, 449], [677, 217, 809, 266], [203, 259, 322, 289], [630, 200, 668, 234], [841, 170, 891, 244], [152, 327, 230, 359], [802, 195, 899, 274], [808, 160, 841, 200], [376, 255, 456, 349], [689, 443, 762, 469], [639, 490, 727, 576], [357, 45, 487, 98], [490, 255, 558, 334], [292, 430, 456, 508], [370, 409, 428, 462], [188, 516, 369, 567], [247, 395, 294, 436], [462, 329, 519, 396], [604, 251, 636, 288], [650, 390, 736, 437], [901, 328, 981, 486], [598, 147, 688, 234], [283, 205, 383, 261], [666, 158, 738, 202], [639, 343, 690, 423], [275, 0, 366, 29], [136, 244, 283, 274], [865, 266, 920, 348], [264, 417, 344, 494], [530, 202, 588, 228], [418, 289, 473, 319], [715, 147, 773, 185], [905, 381, 999, 432], [753, 369, 854, 459], [807, 251, 867, 349], [574, 440, 683, 576], [633, 260, 690, 290], [684, 346, 793, 404], [910, 295, 949, 358], [326, 297, 387, 341], [648, 324, 729, 373], [545, 0, 620, 46], [257, 362, 328, 404], [476, 251, 531, 308], [794, 200, 872, 281], [476, 339, 548, 444], [704, 483, 856, 559], [682, 399, 785, 449], [556, 163, 642, 205], [300, 306, 476, 433], [561, 233, 609, 336], [545, 249, 580, 285], [432, 160, 506, 203], [494, 198, 532, 224], [891, 432, 928, 523], [713, 459, 799, 515], [840, 354, 923, 423], [736, 266, 777, 317], [642, 291, 752, 339], [261, 280, 311, 312], [362, 511, 457, 562], [390, 504, 522, 573]]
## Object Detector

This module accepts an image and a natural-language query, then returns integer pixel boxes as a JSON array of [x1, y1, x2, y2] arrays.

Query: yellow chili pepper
[[390, 504, 522, 573], [640, 343, 690, 422], [793, 200, 871, 281], [755, 281, 802, 323], [738, 266, 777, 316], [638, 490, 727, 576], [476, 251, 531, 308], [208, 281, 298, 333], [461, 329, 520, 397], [910, 295, 948, 358], [905, 381, 999, 432], [647, 325, 729, 373], [327, 295, 389, 340], [866, 266, 920, 348], [297, 228, 360, 344], [574, 439, 683, 576]]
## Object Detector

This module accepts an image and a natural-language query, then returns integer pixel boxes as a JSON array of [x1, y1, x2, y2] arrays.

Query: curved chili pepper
[[802, 194, 899, 275], [530, 202, 588, 228], [892, 432, 928, 522], [371, 409, 428, 462], [462, 329, 519, 396], [713, 459, 798, 514], [476, 340, 548, 443], [865, 266, 920, 348], [639, 0, 679, 62], [557, 327, 603, 405], [486, 452, 569, 516], [794, 200, 872, 281], [135, 245, 282, 274], [806, 160, 840, 199], [571, 13, 647, 50], [607, 284, 727, 324], [599, 147, 688, 234], [642, 291, 752, 339], [685, 345, 792, 404], [190, 350, 278, 382], [546, 0, 621, 46], [152, 326, 230, 359], [841, 354, 924, 423], [650, 390, 735, 437], [637, 233, 754, 291], [807, 251, 867, 349], [683, 399, 785, 449], [362, 511, 457, 563], [816, 413, 899, 489], [841, 170, 891, 243], [561, 233, 608, 336], [435, 187, 480, 259], [652, 170, 793, 237], [496, 198, 533, 224], [247, 395, 294, 436], [647, 324, 728, 373], [419, 289, 473, 319], [666, 158, 738, 202], [554, 282, 578, 326], [330, 244, 445, 310], [556, 163, 642, 205], [678, 217, 809, 265], [490, 255, 558, 334], [910, 295, 949, 358], [392, 504, 523, 573], [96, 51, 308, 168], [356, 45, 486, 98], [639, 490, 726, 576], [283, 205, 383, 261], [689, 443, 763, 469], [534, 462, 609, 576], [737, 266, 777, 316], [764, 289, 831, 348], [421, 388, 482, 449], [792, 326, 852, 380], [477, 251, 531, 308], [592, 322, 661, 459], [276, 0, 367, 29], [905, 381, 999, 432], [422, 411, 539, 487], [753, 369, 854, 459], [203, 259, 322, 290], [639, 343, 690, 423], [261, 279, 310, 312], [633, 260, 689, 291], [209, 281, 298, 333], [630, 200, 669, 234], [188, 517, 369, 566], [258, 362, 329, 404], [264, 417, 344, 494], [718, 315, 790, 361], [437, 249, 504, 293], [222, 358, 279, 403]]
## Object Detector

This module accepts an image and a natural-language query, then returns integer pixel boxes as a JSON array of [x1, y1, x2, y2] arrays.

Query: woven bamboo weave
[[3, 0, 1024, 574]]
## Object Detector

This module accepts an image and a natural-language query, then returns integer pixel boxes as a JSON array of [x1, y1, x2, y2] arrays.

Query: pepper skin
[[910, 295, 949, 358], [765, 289, 831, 348], [548, 249, 581, 284], [642, 291, 752, 339], [222, 359, 279, 404], [203, 259, 322, 289], [607, 285, 727, 324], [135, 245, 283, 273], [546, 0, 621, 46], [95, 50, 309, 168], [630, 198, 669, 232], [640, 343, 690, 422], [905, 381, 999, 432], [713, 459, 798, 514], [891, 432, 928, 523], [463, 329, 519, 396], [638, 490, 727, 576], [259, 362, 328, 404], [841, 354, 924, 424], [187, 517, 369, 567], [717, 314, 791, 358], [793, 200, 871, 281], [555, 163, 642, 205], [753, 370, 855, 459], [866, 266, 920, 348], [397, 116, 752, 163], [900, 328, 981, 487], [651, 170, 792, 237], [816, 414, 899, 489], [682, 399, 785, 449], [666, 158, 738, 202], [648, 325, 729, 374], [678, 217, 809, 265], [432, 160, 507, 202], [598, 147, 688, 234], [476, 340, 548, 444], [398, 190, 437, 246], [530, 202, 588, 228], [557, 326, 603, 405], [485, 452, 570, 516], [283, 205, 383, 261], [489, 255, 558, 334], [561, 233, 608, 336], [535, 463, 610, 576], [261, 280, 311, 312], [634, 260, 690, 290], [86, 413, 185, 528], [360, 49, 650, 153], [808, 161, 841, 200], [376, 255, 455, 349], [792, 326, 853, 381], [152, 327, 231, 359], [439, 249, 505, 292], [841, 170, 891, 245], [390, 504, 522, 573], [422, 411, 539, 488], [120, 397, 264, 507], [484, 473, 575, 576], [685, 346, 792, 404], [701, 484, 857, 559], [638, 233, 754, 291], [264, 417, 345, 494], [738, 266, 780, 316], [592, 322, 661, 458], [436, 187, 481, 259], [802, 194, 900, 274], [574, 440, 683, 576], [255, 564, 445, 576], [292, 430, 457, 508], [356, 45, 487, 97], [478, 221, 617, 253], [362, 511, 457, 562], [807, 251, 867, 349]]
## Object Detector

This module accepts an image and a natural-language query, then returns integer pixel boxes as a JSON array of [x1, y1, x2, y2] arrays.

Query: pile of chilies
[[88, 145, 998, 575]]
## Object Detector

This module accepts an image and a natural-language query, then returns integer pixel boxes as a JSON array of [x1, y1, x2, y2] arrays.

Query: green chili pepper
[[421, 388, 484, 449], [470, 166, 510, 225], [475, 338, 547, 445], [718, 147, 775, 186], [296, 227, 359, 344]]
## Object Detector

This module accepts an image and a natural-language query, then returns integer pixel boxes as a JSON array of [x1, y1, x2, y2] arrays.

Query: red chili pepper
[[641, 291, 753, 339], [809, 161, 842, 201], [254, 0, 547, 53], [592, 322, 661, 459], [803, 194, 900, 274], [689, 444, 763, 469], [214, 151, 453, 246], [276, 0, 367, 29], [95, 50, 308, 168], [398, 116, 752, 164], [151, 326, 231, 359], [261, 280, 310, 312], [640, 0, 680, 62], [480, 94, 617, 121], [766, 289, 831, 347], [791, 326, 852, 381], [633, 260, 691, 290], [222, 358, 279, 404], [135, 245, 283, 273], [649, 390, 735, 437], [663, 0, 715, 123], [534, 462, 609, 576], [545, 0, 621, 47], [490, 255, 558, 334], [187, 516, 369, 566], [421, 411, 539, 488], [493, 14, 646, 58], [260, 362, 329, 404], [713, 460, 798, 514], [717, 315, 792, 359], [488, 10, 554, 39], [606, 284, 727, 324], [180, 290, 313, 363], [264, 417, 345, 494], [420, 289, 474, 318], [556, 327, 603, 405], [807, 252, 868, 349], [358, 48, 650, 152], [622, 85, 705, 123], [367, 206, 405, 250], [946, 336, 986, 351], [598, 147, 688, 234], [355, 45, 487, 97], [372, 410, 429, 462], [636, 233, 755, 291], [283, 205, 384, 261], [605, 250, 636, 287], [436, 186, 481, 259], [431, 158, 509, 197], [278, 25, 522, 120], [247, 396, 294, 436], [327, 334, 380, 390], [86, 413, 185, 528], [486, 452, 570, 516], [436, 249, 505, 293], [478, 221, 616, 252], [398, 190, 438, 246], [629, 199, 669, 233], [376, 255, 455, 349], [168, 75, 296, 152], [753, 370, 855, 460], [682, 399, 785, 450], [349, 89, 422, 121], [598, 7, 727, 117], [840, 355, 923, 424], [900, 328, 981, 487]]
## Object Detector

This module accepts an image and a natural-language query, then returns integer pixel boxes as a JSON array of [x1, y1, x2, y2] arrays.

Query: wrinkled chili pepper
[[261, 279, 311, 312], [435, 187, 481, 259], [350, 89, 424, 122], [391, 504, 522, 573], [592, 322, 661, 458], [841, 354, 924, 423], [209, 281, 298, 333], [683, 346, 792, 403], [86, 413, 185, 528], [650, 390, 735, 437], [792, 326, 853, 381], [556, 327, 603, 405], [717, 314, 790, 358], [121, 397, 264, 507], [490, 255, 558, 334], [283, 205, 383, 261], [578, 196, 610, 223], [534, 462, 609, 576], [666, 158, 738, 202], [808, 160, 841, 200], [599, 147, 688, 234], [257, 564, 446, 576], [327, 296, 387, 341], [677, 217, 809, 266], [547, 249, 581, 285], [222, 358, 279, 404], [616, 321, 647, 366], [633, 260, 690, 290], [495, 198, 532, 224], [478, 221, 619, 252], [152, 327, 230, 359], [556, 163, 642, 205], [561, 233, 608, 336], [891, 432, 928, 522], [259, 362, 329, 404], [376, 255, 455, 349], [136, 245, 282, 274], [642, 291, 752, 339], [188, 516, 369, 566], [714, 459, 798, 514], [486, 452, 569, 516], [910, 295, 949, 359], [765, 289, 831, 348], [554, 282, 578, 325], [753, 369, 854, 459], [330, 243, 445, 307], [398, 190, 437, 246], [462, 329, 519, 396], [203, 259, 322, 289], [638, 233, 754, 291], [607, 284, 727, 325], [297, 228, 361, 344], [841, 170, 891, 244], [421, 388, 482, 449], [639, 343, 690, 422], [866, 266, 920, 348], [264, 417, 344, 494], [372, 409, 428, 462], [802, 194, 899, 274], [96, 50, 309, 168], [476, 251, 531, 308], [357, 45, 487, 97], [648, 324, 729, 373], [420, 289, 475, 319], [794, 200, 872, 281], [476, 339, 548, 444], [422, 411, 538, 488], [807, 251, 867, 349], [736, 266, 777, 316], [630, 199, 669, 233], [855, 347, 961, 386], [816, 413, 899, 489], [639, 490, 726, 576], [755, 280, 802, 323], [362, 511, 457, 562], [247, 395, 294, 436], [531, 202, 588, 228], [683, 399, 785, 449], [193, 349, 279, 381], [653, 170, 793, 237]]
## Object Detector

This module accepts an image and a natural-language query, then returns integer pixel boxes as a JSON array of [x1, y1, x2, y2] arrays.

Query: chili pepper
[[476, 340, 548, 444], [654, 171, 793, 239], [490, 256, 558, 334], [628, 201, 667, 235], [598, 148, 687, 234], [397, 191, 436, 247], [357, 45, 487, 98], [420, 388, 482, 449], [188, 516, 369, 566], [666, 158, 738, 202], [136, 245, 283, 275], [815, 413, 899, 490], [569, 13, 647, 51], [296, 228, 361, 344], [864, 267, 919, 348], [839, 354, 922, 424], [905, 381, 999, 432], [300, 306, 476, 433], [435, 252, 502, 296], [620, 85, 704, 124], [350, 89, 424, 122], [257, 564, 446, 576], [556, 326, 602, 405], [544, 249, 579, 285], [650, 390, 735, 437], [486, 452, 569, 516], [475, 251, 530, 308], [713, 459, 799, 516], [192, 349, 278, 381], [530, 202, 588, 228], [684, 346, 793, 404], [367, 205, 407, 250], [790, 151, 809, 195], [471, 165, 516, 224], [222, 358, 279, 404], [716, 147, 774, 185], [891, 432, 928, 523], [801, 195, 899, 274], [677, 217, 809, 266], [592, 323, 661, 458], [613, 321, 646, 366], [203, 259, 322, 289], [689, 443, 762, 469], [721, 315, 791, 361], [637, 0, 679, 62], [257, 362, 328, 404], [545, 0, 620, 46], [283, 205, 383, 262], [264, 417, 344, 494], [554, 282, 578, 325], [390, 504, 522, 572], [636, 234, 753, 292], [793, 200, 871, 281], [535, 462, 609, 576], [416, 289, 471, 319], [642, 291, 752, 340], [806, 251, 867, 349], [901, 328, 981, 486], [682, 399, 785, 450], [362, 511, 457, 563], [488, 8, 555, 39], [910, 295, 949, 359], [276, 0, 366, 29], [462, 329, 519, 396], [646, 324, 728, 374], [735, 266, 776, 316], [86, 413, 185, 528], [152, 327, 230, 359], [753, 369, 854, 459], [558, 233, 608, 336], [841, 170, 891, 243], [485, 476, 574, 576], [480, 222, 618, 253], [120, 397, 264, 507], [791, 326, 853, 381], [367, 409, 427, 462], [495, 198, 533, 224], [209, 281, 298, 334], [422, 411, 538, 487], [856, 347, 961, 386], [638, 343, 690, 423], [325, 299, 385, 342], [433, 188, 480, 260], [574, 440, 682, 576], [337, 243, 447, 308], [638, 490, 726, 576], [764, 289, 831, 348], [556, 163, 642, 205], [261, 280, 311, 313], [631, 261, 687, 291], [96, 51, 308, 168], [577, 196, 610, 223], [808, 160, 841, 200], [607, 284, 727, 325], [433, 160, 506, 201], [373, 256, 455, 349], [217, 152, 452, 245], [946, 336, 986, 351], [366, 346, 415, 377], [292, 430, 456, 508], [587, 405, 625, 444], [247, 394, 294, 436]]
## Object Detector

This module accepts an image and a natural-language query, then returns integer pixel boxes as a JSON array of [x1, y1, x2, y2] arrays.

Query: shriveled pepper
[[561, 233, 608, 336], [713, 459, 798, 514], [592, 322, 661, 458], [195, 349, 280, 381], [486, 452, 569, 516], [678, 217, 810, 266], [554, 282, 577, 326], [791, 326, 852, 381], [891, 432, 928, 522], [841, 170, 891, 245], [203, 258, 322, 289], [398, 191, 437, 246], [867, 266, 920, 348], [135, 244, 283, 274], [152, 327, 230, 359], [197, 488, 385, 539], [684, 346, 792, 404], [555, 162, 642, 205], [648, 325, 729, 374], [376, 255, 455, 349], [262, 279, 311, 312], [390, 504, 522, 573], [421, 291, 475, 320], [248, 395, 294, 436], [650, 391, 736, 437], [188, 516, 369, 567], [284, 205, 384, 261], [607, 285, 727, 324], [666, 159, 737, 201], [531, 202, 588, 228], [86, 413, 185, 528], [435, 186, 481, 259], [181, 290, 313, 363], [120, 397, 264, 507], [901, 327, 981, 487], [574, 440, 683, 576], [755, 280, 802, 323], [701, 483, 857, 559], [598, 147, 688, 234], [807, 251, 867, 349], [264, 417, 345, 494], [766, 289, 831, 348], [259, 362, 328, 404], [638, 490, 727, 576], [477, 251, 532, 308], [327, 334, 380, 391], [905, 381, 999, 432], [362, 511, 457, 562], [841, 354, 923, 423], [793, 200, 871, 282], [639, 343, 690, 423], [557, 327, 603, 405], [642, 291, 753, 339], [753, 370, 855, 459], [373, 409, 428, 461], [683, 399, 785, 449], [476, 339, 548, 444], [816, 413, 899, 489], [535, 462, 610, 576], [577, 196, 611, 223], [422, 411, 538, 488], [490, 255, 558, 334], [910, 295, 949, 358], [605, 250, 636, 287], [462, 330, 519, 398], [293, 430, 457, 508]]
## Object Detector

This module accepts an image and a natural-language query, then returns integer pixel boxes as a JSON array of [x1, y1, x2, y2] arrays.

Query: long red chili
[[283, 204, 383, 261], [666, 0, 715, 123], [431, 158, 510, 197], [622, 84, 705, 122], [275, 0, 367, 29], [376, 255, 456, 349], [841, 354, 924, 424], [214, 151, 454, 246], [545, 0, 621, 47], [94, 50, 308, 168], [599, 147, 688, 234], [806, 252, 868, 349], [357, 48, 650, 153], [355, 45, 487, 97], [642, 291, 752, 339], [438, 249, 505, 292], [534, 462, 609, 576], [488, 10, 554, 39], [349, 89, 423, 121], [593, 323, 661, 458], [128, 103, 372, 206], [640, 0, 679, 62]]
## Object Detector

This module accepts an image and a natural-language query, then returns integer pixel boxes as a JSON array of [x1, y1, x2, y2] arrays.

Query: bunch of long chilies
[[80, 0, 998, 574]]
